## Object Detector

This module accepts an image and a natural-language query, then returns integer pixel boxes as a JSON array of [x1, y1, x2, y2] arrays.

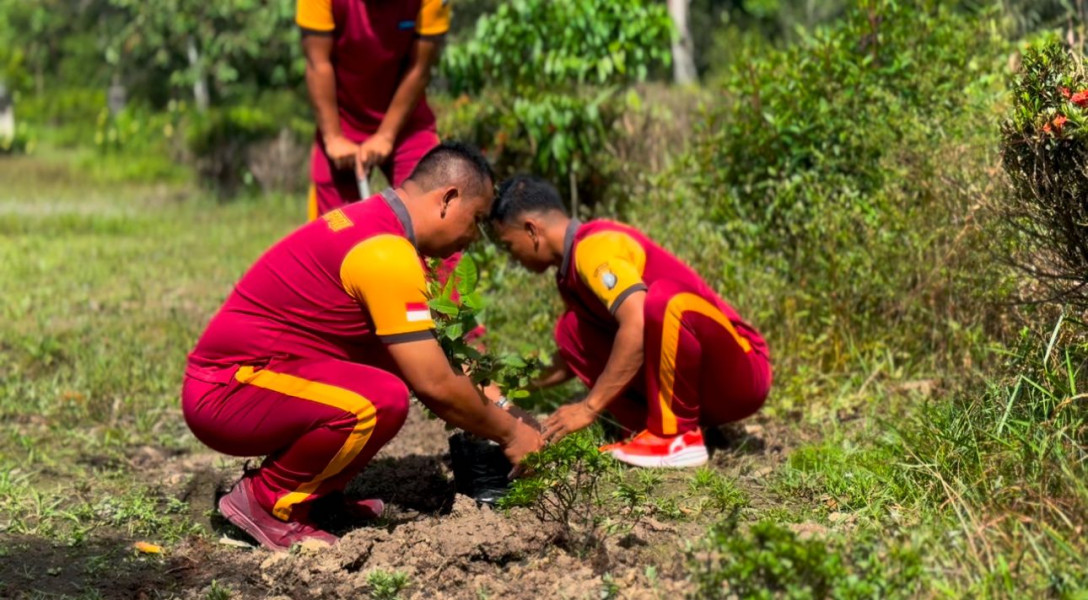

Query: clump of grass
[[366, 569, 409, 600], [892, 315, 1088, 594], [690, 466, 749, 513], [688, 515, 923, 599]]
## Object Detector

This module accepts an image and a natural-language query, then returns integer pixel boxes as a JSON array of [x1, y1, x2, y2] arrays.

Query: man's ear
[[439, 186, 458, 219], [525, 218, 541, 250]]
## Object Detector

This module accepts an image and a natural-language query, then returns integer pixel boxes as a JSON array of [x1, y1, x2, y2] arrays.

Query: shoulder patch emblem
[[594, 264, 618, 290], [323, 209, 354, 232]]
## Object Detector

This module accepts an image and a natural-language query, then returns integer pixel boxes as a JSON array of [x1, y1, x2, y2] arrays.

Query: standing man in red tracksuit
[[183, 145, 541, 551], [489, 175, 772, 468], [297, 0, 450, 220]]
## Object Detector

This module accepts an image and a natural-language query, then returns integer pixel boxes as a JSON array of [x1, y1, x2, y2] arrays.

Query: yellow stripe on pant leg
[[307, 185, 319, 222], [235, 366, 377, 521], [657, 293, 753, 435]]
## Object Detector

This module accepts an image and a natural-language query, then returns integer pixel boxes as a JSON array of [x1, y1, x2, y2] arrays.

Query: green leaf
[[444, 322, 464, 340], [453, 254, 479, 295], [462, 291, 486, 311], [428, 297, 459, 316]]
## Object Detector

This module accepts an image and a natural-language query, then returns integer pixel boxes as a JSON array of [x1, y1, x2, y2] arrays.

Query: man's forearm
[[417, 374, 520, 444], [306, 61, 343, 141], [530, 357, 574, 391], [374, 65, 430, 144], [584, 324, 644, 413]]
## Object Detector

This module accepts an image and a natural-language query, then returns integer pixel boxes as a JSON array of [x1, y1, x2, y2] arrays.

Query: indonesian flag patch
[[406, 302, 431, 323]]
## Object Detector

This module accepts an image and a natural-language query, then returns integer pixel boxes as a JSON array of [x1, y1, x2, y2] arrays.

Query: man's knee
[[372, 373, 411, 438]]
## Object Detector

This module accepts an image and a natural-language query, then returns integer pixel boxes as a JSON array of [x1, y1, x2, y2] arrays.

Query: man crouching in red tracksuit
[[182, 144, 542, 551], [489, 175, 772, 468]]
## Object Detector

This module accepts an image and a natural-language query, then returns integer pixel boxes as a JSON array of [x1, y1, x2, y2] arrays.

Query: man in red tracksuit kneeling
[[489, 175, 772, 468]]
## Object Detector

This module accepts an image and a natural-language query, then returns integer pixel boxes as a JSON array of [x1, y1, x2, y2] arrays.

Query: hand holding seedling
[[501, 418, 544, 477]]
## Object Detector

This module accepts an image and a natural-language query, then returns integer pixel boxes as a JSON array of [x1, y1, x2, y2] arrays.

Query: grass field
[[1, 150, 1086, 599]]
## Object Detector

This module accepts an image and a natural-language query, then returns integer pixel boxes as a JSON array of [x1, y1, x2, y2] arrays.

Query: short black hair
[[490, 174, 567, 224], [406, 141, 495, 197]]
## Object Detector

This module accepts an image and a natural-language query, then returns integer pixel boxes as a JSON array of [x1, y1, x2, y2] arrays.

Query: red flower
[[1060, 87, 1072, 99], [1072, 90, 1088, 107], [1043, 114, 1069, 134]]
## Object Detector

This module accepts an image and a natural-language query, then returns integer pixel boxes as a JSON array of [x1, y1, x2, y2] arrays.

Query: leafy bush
[[17, 88, 109, 147], [640, 0, 1013, 408], [439, 0, 672, 212], [443, 0, 672, 92], [1000, 38, 1088, 309], [498, 430, 616, 552], [688, 517, 922, 599], [0, 121, 32, 154], [694, 0, 1004, 257], [183, 93, 310, 196]]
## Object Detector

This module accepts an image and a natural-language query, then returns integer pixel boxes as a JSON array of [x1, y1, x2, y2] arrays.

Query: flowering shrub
[[1001, 39, 1088, 308]]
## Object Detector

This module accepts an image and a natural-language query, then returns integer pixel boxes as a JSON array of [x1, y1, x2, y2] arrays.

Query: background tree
[[668, 0, 698, 84]]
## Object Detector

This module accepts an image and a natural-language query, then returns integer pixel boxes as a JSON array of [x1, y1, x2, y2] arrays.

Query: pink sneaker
[[217, 477, 339, 551], [608, 429, 709, 468], [342, 497, 385, 520]]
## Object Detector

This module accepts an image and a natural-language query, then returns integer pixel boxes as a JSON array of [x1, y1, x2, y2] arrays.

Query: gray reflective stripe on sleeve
[[609, 283, 648, 315], [379, 330, 436, 344], [298, 27, 334, 36]]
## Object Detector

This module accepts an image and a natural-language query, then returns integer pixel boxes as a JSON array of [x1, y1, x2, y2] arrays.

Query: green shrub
[[366, 569, 409, 600], [17, 87, 108, 147], [439, 0, 672, 213], [0, 121, 32, 154], [1000, 38, 1088, 309], [498, 430, 619, 553], [688, 517, 923, 599], [183, 93, 310, 196], [695, 0, 1004, 258], [639, 0, 1013, 409]]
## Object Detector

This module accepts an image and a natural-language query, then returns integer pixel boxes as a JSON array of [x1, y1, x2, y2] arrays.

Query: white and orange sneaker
[[607, 429, 709, 468]]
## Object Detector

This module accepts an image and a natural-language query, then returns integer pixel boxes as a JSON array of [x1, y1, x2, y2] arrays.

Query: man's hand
[[324, 135, 358, 170], [542, 401, 599, 443], [358, 134, 394, 173], [502, 419, 544, 477]]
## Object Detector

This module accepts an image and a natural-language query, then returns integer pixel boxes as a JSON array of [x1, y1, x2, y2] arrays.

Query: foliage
[[697, 0, 1004, 256], [0, 122, 32, 154], [366, 569, 410, 600], [428, 254, 543, 401], [184, 93, 311, 195], [103, 0, 301, 109], [688, 516, 923, 599], [1000, 39, 1088, 309], [995, 0, 1086, 38], [439, 0, 673, 212], [443, 0, 672, 93], [641, 0, 1013, 407], [498, 430, 616, 552], [891, 315, 1088, 593]]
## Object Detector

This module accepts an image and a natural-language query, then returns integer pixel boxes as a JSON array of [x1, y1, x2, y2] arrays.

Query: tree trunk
[[0, 82, 14, 144], [668, 0, 697, 85], [187, 37, 210, 112]]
